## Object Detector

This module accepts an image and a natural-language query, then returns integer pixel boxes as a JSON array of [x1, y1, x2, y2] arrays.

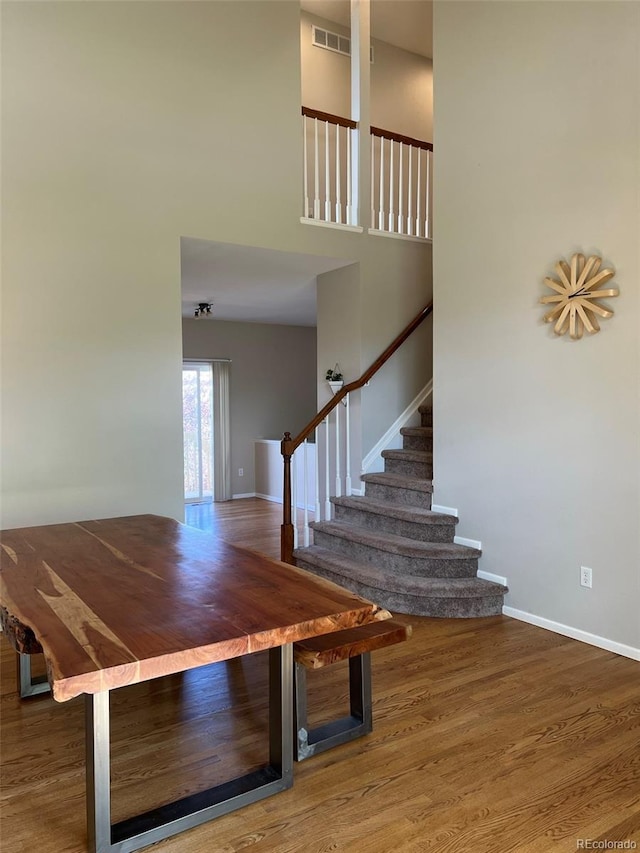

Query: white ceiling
[[300, 0, 433, 59], [181, 237, 354, 326]]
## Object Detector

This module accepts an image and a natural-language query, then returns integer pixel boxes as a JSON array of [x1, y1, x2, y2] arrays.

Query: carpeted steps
[[293, 402, 508, 617]]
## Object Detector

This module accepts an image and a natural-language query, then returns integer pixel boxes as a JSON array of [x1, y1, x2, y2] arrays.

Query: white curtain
[[212, 360, 232, 502]]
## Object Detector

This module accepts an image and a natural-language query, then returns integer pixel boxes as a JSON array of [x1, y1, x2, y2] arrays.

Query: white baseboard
[[503, 606, 640, 662], [454, 535, 482, 551], [432, 504, 458, 517], [350, 487, 365, 497], [478, 569, 508, 586], [361, 381, 433, 475], [232, 492, 256, 500], [255, 492, 315, 511]]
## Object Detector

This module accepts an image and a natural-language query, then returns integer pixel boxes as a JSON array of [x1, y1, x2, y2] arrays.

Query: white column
[[350, 0, 370, 229], [407, 145, 413, 236]]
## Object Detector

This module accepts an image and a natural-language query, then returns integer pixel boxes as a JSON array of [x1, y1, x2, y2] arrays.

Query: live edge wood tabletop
[[0, 513, 390, 702]]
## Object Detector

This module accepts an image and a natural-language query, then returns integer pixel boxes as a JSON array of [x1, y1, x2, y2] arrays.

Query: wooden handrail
[[302, 106, 358, 130], [370, 125, 433, 152], [281, 301, 433, 563], [302, 107, 433, 152]]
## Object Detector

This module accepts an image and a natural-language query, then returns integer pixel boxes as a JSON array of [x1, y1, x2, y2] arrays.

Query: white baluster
[[388, 139, 395, 232], [335, 402, 341, 498], [303, 439, 310, 547], [324, 417, 331, 520], [335, 124, 341, 223], [407, 144, 413, 236], [378, 135, 385, 231], [398, 141, 404, 235], [292, 450, 298, 548], [303, 115, 309, 218], [370, 133, 375, 229], [425, 149, 431, 239], [346, 128, 352, 225], [416, 149, 422, 238], [315, 426, 321, 521], [313, 118, 320, 220], [345, 393, 352, 496], [324, 120, 331, 222]]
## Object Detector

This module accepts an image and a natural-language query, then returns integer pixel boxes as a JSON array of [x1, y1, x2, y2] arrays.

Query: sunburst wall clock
[[540, 253, 619, 339]]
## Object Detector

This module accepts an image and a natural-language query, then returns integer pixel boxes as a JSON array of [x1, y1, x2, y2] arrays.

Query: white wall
[[182, 318, 317, 498], [2, 1, 431, 529], [301, 10, 433, 142], [433, 1, 640, 650]]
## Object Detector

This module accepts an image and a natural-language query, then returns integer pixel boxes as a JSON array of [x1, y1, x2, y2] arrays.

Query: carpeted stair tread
[[309, 520, 480, 559], [381, 448, 432, 463], [294, 547, 505, 599], [361, 472, 433, 493], [400, 427, 433, 438], [330, 496, 457, 526]]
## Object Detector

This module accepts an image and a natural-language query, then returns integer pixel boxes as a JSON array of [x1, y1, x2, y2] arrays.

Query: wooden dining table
[[0, 514, 388, 853]]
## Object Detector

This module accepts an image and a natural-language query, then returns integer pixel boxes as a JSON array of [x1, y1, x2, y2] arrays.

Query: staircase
[[293, 403, 508, 617]]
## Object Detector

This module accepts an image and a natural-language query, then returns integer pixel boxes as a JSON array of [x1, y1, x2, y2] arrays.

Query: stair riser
[[294, 558, 503, 618], [402, 435, 433, 452], [312, 530, 479, 578], [363, 482, 433, 509], [419, 409, 433, 428], [384, 458, 433, 478], [333, 505, 455, 543]]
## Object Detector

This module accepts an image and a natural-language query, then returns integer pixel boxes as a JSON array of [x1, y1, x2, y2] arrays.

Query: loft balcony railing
[[301, 106, 433, 239]]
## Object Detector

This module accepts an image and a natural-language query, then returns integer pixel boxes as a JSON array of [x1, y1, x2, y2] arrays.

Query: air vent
[[312, 25, 350, 57], [312, 25, 374, 62]]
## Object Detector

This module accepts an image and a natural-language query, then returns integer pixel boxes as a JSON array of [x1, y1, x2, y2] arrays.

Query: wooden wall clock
[[540, 253, 619, 339]]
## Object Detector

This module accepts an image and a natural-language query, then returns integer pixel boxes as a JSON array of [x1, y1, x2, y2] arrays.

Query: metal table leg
[[85, 644, 293, 853], [18, 653, 50, 699]]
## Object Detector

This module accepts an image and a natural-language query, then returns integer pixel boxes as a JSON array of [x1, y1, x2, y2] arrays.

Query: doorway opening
[[182, 361, 213, 504]]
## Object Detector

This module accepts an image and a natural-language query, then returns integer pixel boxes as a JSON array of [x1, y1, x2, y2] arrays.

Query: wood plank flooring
[[2, 499, 639, 852]]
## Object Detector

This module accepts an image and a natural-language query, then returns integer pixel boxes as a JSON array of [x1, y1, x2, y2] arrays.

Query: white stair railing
[[281, 303, 434, 564], [371, 127, 433, 239], [302, 107, 356, 226]]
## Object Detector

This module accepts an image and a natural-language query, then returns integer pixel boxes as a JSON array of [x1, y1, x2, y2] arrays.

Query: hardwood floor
[[2, 499, 638, 852]]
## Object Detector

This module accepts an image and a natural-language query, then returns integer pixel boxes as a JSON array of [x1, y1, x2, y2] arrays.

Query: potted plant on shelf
[[325, 364, 344, 395]]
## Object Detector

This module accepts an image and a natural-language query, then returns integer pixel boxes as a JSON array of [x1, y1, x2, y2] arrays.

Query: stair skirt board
[[292, 401, 507, 619]]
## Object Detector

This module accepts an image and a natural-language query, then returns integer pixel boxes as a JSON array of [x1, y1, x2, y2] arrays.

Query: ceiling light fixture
[[194, 302, 213, 318]]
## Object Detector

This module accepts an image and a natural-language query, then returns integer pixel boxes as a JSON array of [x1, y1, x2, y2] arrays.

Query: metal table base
[[85, 645, 293, 853]]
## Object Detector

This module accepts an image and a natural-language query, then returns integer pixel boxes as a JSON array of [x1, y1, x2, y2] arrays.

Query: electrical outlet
[[238, 468, 244, 477], [580, 566, 593, 589]]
